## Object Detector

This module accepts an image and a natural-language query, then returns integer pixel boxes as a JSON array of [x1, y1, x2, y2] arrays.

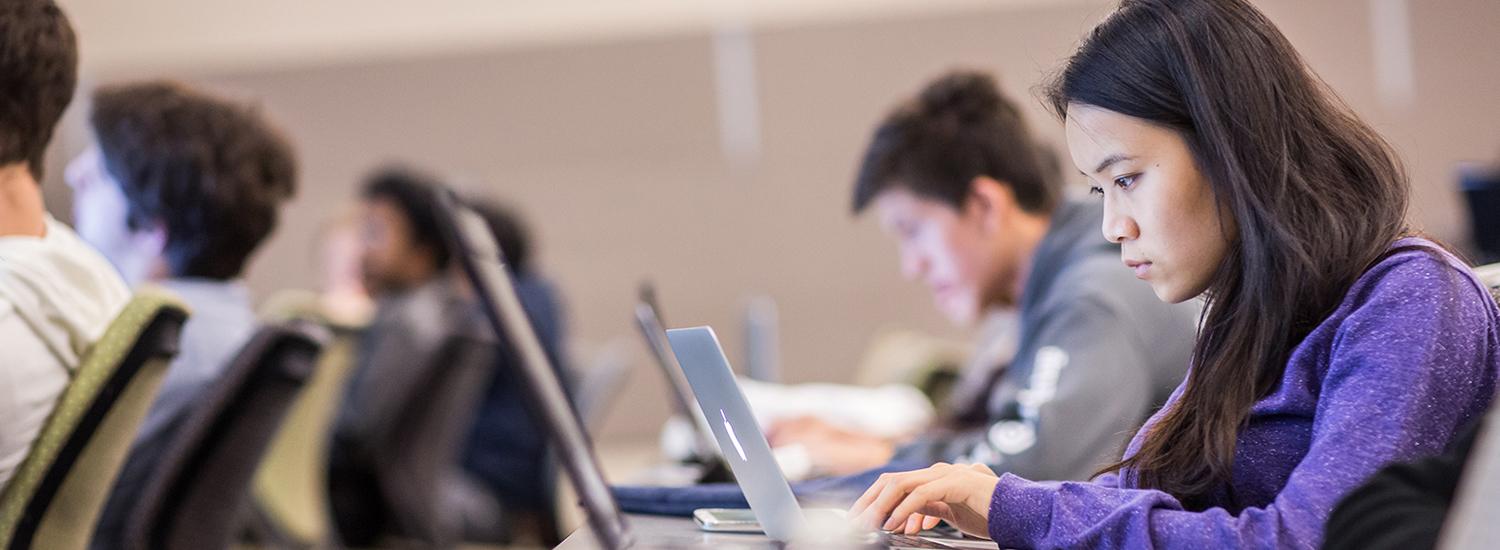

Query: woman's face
[[1064, 104, 1233, 303]]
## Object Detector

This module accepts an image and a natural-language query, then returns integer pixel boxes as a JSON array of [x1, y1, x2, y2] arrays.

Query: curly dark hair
[[360, 166, 452, 268], [90, 81, 298, 280], [0, 0, 78, 180], [851, 70, 1057, 214]]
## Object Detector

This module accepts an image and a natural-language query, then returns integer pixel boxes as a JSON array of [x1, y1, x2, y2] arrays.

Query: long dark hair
[[1044, 0, 1410, 505]]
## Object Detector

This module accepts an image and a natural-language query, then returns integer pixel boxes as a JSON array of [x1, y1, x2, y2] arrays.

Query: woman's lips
[[1124, 259, 1152, 279]]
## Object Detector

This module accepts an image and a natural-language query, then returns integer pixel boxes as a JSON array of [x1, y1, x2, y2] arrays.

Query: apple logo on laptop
[[719, 409, 750, 462]]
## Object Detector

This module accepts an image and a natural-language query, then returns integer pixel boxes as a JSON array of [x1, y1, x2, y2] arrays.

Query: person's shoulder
[[1370, 237, 1467, 272], [0, 219, 129, 352], [1346, 237, 1490, 311], [1, 218, 129, 292], [1326, 238, 1500, 369]]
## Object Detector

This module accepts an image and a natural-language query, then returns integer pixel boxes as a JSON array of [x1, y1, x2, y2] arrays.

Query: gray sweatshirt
[[895, 200, 1198, 481]]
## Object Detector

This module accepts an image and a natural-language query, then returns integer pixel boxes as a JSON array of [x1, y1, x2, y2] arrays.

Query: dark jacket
[[462, 271, 571, 513]]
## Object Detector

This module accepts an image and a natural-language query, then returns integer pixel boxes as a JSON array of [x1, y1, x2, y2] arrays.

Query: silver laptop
[[667, 326, 988, 549], [633, 285, 719, 459]]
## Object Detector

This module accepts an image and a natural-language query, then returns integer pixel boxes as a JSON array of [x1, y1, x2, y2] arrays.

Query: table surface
[[557, 514, 781, 549], [557, 513, 1002, 549]]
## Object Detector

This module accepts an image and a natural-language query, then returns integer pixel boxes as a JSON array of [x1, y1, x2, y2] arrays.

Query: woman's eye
[[1113, 174, 1138, 189]]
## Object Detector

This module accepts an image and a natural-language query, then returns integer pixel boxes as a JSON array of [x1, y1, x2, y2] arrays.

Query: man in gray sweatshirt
[[769, 70, 1197, 482]]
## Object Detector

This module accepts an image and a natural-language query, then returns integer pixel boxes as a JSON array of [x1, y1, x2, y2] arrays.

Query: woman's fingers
[[903, 514, 922, 534], [848, 464, 1000, 540], [922, 514, 943, 531], [884, 482, 944, 531], [872, 474, 925, 530], [850, 470, 901, 518], [900, 512, 944, 535], [859, 468, 944, 530], [849, 474, 885, 517], [851, 463, 986, 533]]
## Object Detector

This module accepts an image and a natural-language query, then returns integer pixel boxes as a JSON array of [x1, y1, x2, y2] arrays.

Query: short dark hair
[[91, 81, 298, 280], [467, 197, 534, 274], [361, 166, 451, 267], [0, 0, 78, 180], [852, 70, 1056, 215]]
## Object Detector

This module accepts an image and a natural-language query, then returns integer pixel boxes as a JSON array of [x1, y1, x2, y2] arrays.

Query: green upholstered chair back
[[0, 288, 188, 550], [250, 290, 365, 547]]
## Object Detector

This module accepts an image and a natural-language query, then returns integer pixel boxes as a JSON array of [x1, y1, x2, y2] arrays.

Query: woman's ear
[[967, 175, 1015, 235]]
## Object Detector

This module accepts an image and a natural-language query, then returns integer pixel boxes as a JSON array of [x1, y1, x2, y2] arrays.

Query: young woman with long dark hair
[[849, 0, 1500, 547]]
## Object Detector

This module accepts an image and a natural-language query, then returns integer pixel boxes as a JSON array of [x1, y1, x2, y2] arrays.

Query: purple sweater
[[986, 239, 1500, 549]]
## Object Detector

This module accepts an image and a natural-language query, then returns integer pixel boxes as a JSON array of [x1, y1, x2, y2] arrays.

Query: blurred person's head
[[0, 0, 77, 236], [66, 81, 297, 286], [358, 167, 450, 295], [852, 70, 1059, 326], [1046, 0, 1409, 502], [467, 197, 533, 275]]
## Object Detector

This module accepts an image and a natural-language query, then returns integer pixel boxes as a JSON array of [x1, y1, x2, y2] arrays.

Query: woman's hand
[[848, 462, 1001, 539]]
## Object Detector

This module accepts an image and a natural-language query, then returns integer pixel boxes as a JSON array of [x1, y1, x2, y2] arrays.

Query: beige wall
[[42, 0, 1500, 442]]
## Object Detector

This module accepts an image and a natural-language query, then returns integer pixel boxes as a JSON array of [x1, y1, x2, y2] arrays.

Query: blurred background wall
[[44, 0, 1500, 442]]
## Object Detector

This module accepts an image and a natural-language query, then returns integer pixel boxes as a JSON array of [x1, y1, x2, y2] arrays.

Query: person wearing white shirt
[[0, 0, 133, 491]]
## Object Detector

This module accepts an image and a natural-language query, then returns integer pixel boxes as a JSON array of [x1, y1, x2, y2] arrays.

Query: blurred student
[[462, 198, 572, 542], [330, 169, 570, 544], [69, 81, 297, 546], [0, 0, 130, 490], [768, 71, 1198, 480], [329, 167, 476, 544], [849, 1, 1500, 547], [333, 167, 480, 442]]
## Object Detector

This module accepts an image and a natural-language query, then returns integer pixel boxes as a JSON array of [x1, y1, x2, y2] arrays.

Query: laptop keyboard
[[881, 533, 957, 549]]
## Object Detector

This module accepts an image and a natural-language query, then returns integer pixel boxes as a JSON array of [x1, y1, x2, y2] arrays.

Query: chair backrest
[[248, 324, 359, 547], [368, 336, 493, 547], [121, 321, 324, 550], [0, 289, 188, 550]]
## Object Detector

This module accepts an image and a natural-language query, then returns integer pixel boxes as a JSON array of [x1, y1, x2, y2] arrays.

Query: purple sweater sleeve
[[985, 254, 1498, 549]]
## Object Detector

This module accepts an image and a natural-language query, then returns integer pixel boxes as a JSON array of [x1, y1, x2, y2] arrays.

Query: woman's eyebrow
[[1093, 153, 1136, 175]]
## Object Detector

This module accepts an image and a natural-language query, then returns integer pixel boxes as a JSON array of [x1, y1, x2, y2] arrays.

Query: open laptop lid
[[433, 189, 633, 549], [633, 284, 719, 457], [666, 326, 806, 542]]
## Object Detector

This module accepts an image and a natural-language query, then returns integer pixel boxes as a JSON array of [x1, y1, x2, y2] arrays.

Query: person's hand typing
[[848, 462, 1000, 539]]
